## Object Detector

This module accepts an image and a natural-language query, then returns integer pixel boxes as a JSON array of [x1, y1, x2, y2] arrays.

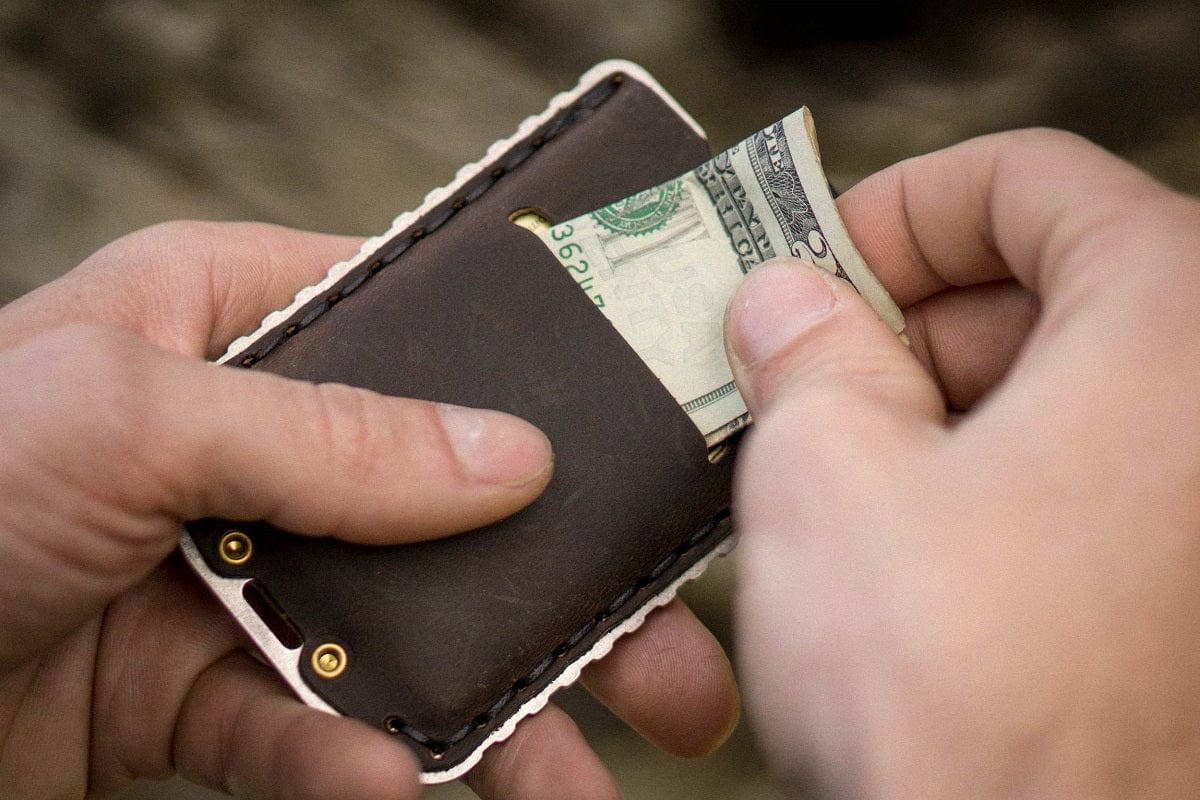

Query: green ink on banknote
[[535, 107, 904, 447], [591, 179, 683, 236], [548, 223, 605, 307]]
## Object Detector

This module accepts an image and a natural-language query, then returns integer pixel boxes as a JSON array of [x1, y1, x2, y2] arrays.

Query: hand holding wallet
[[183, 60, 899, 782]]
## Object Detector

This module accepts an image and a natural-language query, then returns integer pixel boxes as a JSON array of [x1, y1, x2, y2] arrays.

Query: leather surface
[[187, 70, 733, 774]]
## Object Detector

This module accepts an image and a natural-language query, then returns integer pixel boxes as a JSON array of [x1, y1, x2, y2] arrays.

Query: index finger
[[0, 222, 362, 360], [836, 128, 1186, 309]]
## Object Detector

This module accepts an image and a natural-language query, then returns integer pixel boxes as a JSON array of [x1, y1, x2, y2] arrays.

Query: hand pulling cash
[[536, 107, 905, 447]]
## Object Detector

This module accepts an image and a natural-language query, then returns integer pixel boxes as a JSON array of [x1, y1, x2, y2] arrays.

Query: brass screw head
[[312, 643, 348, 679], [218, 530, 253, 566]]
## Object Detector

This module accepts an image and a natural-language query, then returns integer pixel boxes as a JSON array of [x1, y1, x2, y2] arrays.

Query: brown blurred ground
[[2, 1, 1198, 798]]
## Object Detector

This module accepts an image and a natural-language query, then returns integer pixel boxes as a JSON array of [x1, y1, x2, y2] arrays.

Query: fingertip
[[174, 654, 425, 800], [438, 404, 554, 490], [724, 258, 840, 413], [274, 716, 424, 800], [726, 258, 838, 368], [654, 651, 741, 759], [467, 705, 621, 800], [581, 600, 740, 759], [179, 366, 555, 545], [725, 256, 941, 427]]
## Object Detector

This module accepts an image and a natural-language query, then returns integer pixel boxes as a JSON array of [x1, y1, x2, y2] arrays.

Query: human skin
[[0, 222, 738, 799], [724, 128, 1200, 798]]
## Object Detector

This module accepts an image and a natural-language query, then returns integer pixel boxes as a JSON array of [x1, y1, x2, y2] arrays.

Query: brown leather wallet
[[183, 61, 734, 782]]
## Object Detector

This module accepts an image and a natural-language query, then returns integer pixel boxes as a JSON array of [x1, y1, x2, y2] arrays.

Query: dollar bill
[[537, 107, 905, 447]]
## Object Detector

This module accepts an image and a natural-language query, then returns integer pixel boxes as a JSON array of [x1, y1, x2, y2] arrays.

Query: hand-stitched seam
[[225, 70, 728, 762], [385, 508, 731, 758], [232, 73, 625, 368]]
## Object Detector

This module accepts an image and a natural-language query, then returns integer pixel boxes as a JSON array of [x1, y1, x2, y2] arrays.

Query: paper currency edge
[[179, 60, 723, 785]]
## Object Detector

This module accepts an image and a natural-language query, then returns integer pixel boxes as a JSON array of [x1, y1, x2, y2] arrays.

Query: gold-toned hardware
[[218, 530, 253, 566], [508, 207, 553, 234], [312, 643, 348, 679]]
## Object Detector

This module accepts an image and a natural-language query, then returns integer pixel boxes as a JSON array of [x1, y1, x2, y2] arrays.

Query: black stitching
[[230, 73, 729, 761], [231, 75, 622, 368], [380, 509, 730, 759], [340, 270, 369, 296]]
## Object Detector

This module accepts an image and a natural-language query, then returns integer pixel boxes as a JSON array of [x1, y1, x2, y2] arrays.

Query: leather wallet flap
[[184, 62, 734, 781]]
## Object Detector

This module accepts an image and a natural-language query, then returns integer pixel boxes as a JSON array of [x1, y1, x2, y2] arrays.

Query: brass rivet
[[312, 643, 347, 679], [218, 530, 253, 566]]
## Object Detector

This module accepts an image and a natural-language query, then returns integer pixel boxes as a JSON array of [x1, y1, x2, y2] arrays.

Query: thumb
[[725, 259, 943, 434], [0, 323, 553, 668]]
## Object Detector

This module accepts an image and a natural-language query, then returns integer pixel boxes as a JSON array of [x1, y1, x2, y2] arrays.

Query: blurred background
[[1, 1, 1197, 797]]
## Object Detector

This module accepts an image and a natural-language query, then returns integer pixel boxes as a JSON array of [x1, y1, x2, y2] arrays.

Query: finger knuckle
[[120, 220, 219, 254], [307, 382, 403, 481], [83, 220, 216, 274]]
